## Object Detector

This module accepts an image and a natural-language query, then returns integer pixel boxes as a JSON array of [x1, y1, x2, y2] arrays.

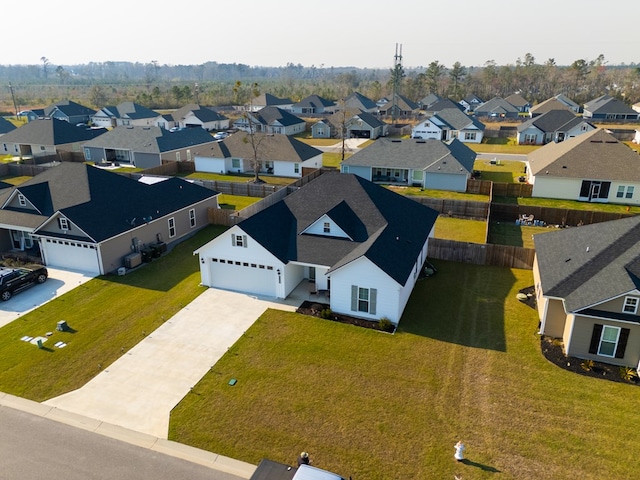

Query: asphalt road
[[0, 406, 245, 480]]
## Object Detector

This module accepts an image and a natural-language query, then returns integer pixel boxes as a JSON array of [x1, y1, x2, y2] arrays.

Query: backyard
[[169, 261, 640, 480]]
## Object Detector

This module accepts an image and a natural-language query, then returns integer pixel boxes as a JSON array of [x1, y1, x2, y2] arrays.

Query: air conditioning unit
[[124, 252, 142, 268]]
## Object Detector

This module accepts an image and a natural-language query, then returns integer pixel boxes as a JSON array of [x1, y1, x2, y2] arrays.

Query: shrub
[[581, 359, 595, 372], [378, 317, 395, 333], [619, 366, 638, 382], [319, 308, 333, 320]]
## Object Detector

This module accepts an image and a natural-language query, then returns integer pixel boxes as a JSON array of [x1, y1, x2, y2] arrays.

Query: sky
[[4, 0, 639, 69]]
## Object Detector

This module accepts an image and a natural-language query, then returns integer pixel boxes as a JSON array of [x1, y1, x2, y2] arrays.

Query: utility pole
[[391, 43, 403, 124], [8, 82, 19, 118]]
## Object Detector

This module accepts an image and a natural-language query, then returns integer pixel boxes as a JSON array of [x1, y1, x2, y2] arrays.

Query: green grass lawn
[[0, 225, 226, 401], [169, 262, 640, 479], [218, 194, 260, 211], [435, 216, 487, 243], [183, 172, 294, 186], [296, 138, 340, 147], [387, 185, 489, 202], [0, 175, 32, 185], [467, 141, 540, 155], [487, 221, 556, 248], [493, 196, 640, 214], [473, 159, 527, 183], [323, 152, 351, 168]]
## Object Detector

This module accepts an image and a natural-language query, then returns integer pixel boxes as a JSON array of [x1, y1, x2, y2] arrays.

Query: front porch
[[285, 279, 331, 306]]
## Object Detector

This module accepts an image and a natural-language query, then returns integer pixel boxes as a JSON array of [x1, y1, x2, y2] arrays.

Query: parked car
[[0, 265, 48, 301], [213, 131, 229, 140]]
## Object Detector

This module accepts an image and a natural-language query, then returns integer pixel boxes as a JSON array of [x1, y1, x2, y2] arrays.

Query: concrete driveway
[[44, 288, 298, 439], [0, 268, 96, 328]]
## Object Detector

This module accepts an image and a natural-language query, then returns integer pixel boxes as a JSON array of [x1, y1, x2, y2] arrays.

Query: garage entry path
[[44, 289, 298, 439]]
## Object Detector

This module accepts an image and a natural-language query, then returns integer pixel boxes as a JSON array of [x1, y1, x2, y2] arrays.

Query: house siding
[[341, 165, 372, 181], [544, 298, 567, 338], [424, 172, 468, 192], [195, 156, 229, 174], [532, 176, 640, 205], [134, 152, 162, 169]]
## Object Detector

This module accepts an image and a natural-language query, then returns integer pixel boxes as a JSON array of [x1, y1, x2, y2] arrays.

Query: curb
[[0, 391, 256, 479]]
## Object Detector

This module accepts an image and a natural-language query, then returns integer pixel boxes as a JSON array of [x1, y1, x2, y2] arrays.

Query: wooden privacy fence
[[489, 203, 634, 227], [428, 238, 535, 270], [411, 197, 489, 219], [491, 182, 533, 198]]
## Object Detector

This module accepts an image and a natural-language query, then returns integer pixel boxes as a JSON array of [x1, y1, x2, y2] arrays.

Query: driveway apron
[[44, 288, 297, 438]]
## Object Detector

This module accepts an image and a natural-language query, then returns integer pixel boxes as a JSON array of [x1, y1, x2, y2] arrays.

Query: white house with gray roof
[[233, 106, 306, 136], [517, 110, 595, 145], [91, 102, 164, 128], [412, 108, 485, 143], [341, 138, 476, 192]]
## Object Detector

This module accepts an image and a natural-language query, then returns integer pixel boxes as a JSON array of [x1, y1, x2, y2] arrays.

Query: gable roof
[[83, 125, 216, 153], [352, 111, 386, 129], [292, 95, 336, 110], [0, 118, 107, 145], [504, 93, 530, 108], [44, 100, 96, 118], [196, 131, 322, 162], [171, 104, 228, 123], [529, 98, 573, 116], [420, 93, 442, 107], [344, 92, 377, 111], [517, 109, 589, 133], [236, 172, 438, 285], [475, 97, 519, 115], [0, 163, 216, 242], [527, 128, 640, 180], [112, 102, 161, 120], [256, 106, 305, 127], [553, 94, 580, 110], [382, 94, 418, 112], [432, 108, 485, 131], [535, 215, 640, 313], [0, 117, 17, 134], [584, 95, 638, 116], [252, 93, 292, 107], [461, 94, 484, 105], [343, 138, 476, 174], [424, 98, 465, 114]]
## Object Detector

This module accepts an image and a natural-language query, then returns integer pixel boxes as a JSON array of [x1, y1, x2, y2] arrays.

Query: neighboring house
[[194, 172, 439, 325], [474, 97, 520, 119], [82, 125, 218, 169], [341, 137, 476, 192], [233, 106, 306, 136], [310, 119, 335, 139], [419, 93, 442, 110], [0, 162, 218, 274], [194, 131, 322, 177], [1, 119, 106, 158], [459, 94, 484, 113], [528, 98, 574, 118], [533, 215, 640, 368], [377, 94, 419, 117], [554, 93, 581, 113], [16, 110, 40, 122], [517, 110, 595, 145], [44, 100, 96, 124], [526, 129, 640, 204], [634, 129, 640, 144], [290, 95, 337, 114], [343, 92, 378, 113], [346, 111, 388, 139], [633, 102, 640, 114], [0, 117, 17, 137], [92, 102, 164, 128], [412, 107, 485, 143], [170, 104, 229, 131], [422, 98, 465, 116], [246, 93, 293, 112], [504, 93, 531, 113], [583, 95, 639, 122]]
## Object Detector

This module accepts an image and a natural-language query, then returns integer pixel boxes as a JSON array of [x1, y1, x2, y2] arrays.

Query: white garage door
[[208, 258, 276, 297], [42, 239, 101, 274]]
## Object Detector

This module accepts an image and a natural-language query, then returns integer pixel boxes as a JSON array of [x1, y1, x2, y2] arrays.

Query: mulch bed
[[296, 301, 395, 333]]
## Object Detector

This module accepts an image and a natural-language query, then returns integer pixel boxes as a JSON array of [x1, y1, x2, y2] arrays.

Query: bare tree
[[233, 81, 266, 184], [40, 57, 50, 79]]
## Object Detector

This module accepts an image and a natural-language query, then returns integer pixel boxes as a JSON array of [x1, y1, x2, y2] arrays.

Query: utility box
[[141, 248, 153, 263], [124, 252, 142, 269], [57, 320, 68, 332]]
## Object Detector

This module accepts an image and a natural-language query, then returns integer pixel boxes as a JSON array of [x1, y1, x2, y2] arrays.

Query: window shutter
[[588, 324, 603, 354], [615, 328, 630, 359], [57, 218, 61, 229], [351, 285, 357, 311], [231, 233, 236, 245], [243, 235, 247, 248], [370, 288, 377, 315]]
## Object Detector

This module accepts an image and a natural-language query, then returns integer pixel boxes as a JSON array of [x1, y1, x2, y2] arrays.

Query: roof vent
[[562, 165, 567, 169]]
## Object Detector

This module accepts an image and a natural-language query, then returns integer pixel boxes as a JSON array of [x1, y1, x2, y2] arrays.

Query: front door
[[590, 182, 601, 201]]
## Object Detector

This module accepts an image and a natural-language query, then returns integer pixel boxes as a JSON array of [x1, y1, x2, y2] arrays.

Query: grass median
[[0, 225, 226, 401]]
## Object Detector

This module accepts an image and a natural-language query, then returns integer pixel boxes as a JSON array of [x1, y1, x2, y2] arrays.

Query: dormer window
[[623, 296, 638, 314], [323, 222, 331, 233], [17, 194, 26, 207]]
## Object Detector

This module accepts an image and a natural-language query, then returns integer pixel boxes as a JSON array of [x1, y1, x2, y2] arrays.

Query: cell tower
[[391, 43, 403, 123]]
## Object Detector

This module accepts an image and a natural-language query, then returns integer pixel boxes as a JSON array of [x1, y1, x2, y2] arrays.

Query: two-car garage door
[[207, 257, 276, 297], [41, 238, 102, 275]]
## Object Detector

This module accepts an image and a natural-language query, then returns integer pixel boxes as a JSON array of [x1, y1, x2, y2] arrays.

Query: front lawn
[[435, 217, 487, 243], [170, 262, 640, 479], [0, 225, 226, 401]]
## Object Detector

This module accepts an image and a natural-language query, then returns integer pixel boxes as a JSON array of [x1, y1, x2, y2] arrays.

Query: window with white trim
[[59, 217, 69, 230], [626, 186, 635, 199], [84, 148, 91, 160], [323, 222, 330, 233], [232, 158, 240, 169], [168, 217, 176, 238], [17, 194, 26, 207], [231, 233, 247, 248], [598, 325, 620, 357], [464, 132, 476, 141], [189, 208, 196, 228], [294, 163, 300, 174], [176, 151, 181, 162], [623, 296, 639, 314], [350, 285, 377, 315]]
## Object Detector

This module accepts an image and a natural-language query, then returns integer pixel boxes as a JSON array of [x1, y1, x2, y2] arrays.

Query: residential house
[[583, 95, 639, 122], [526, 129, 640, 203], [412, 108, 485, 144], [0, 162, 218, 274], [634, 129, 640, 144], [459, 94, 484, 113], [194, 172, 439, 325], [16, 110, 41, 122], [170, 104, 230, 132], [233, 106, 306, 136], [194, 131, 322, 177], [1, 119, 106, 158], [44, 100, 96, 124], [377, 94, 419, 117], [92, 102, 164, 128], [528, 98, 574, 118], [82, 125, 218, 169], [419, 93, 442, 110], [554, 94, 581, 113], [290, 95, 337, 115], [341, 137, 476, 192], [422, 98, 465, 116], [0, 117, 17, 137], [504, 93, 531, 113], [346, 111, 388, 139], [517, 110, 595, 145], [246, 93, 293, 112], [310, 119, 335, 139], [533, 215, 640, 368], [474, 97, 520, 119], [633, 102, 640, 114], [343, 92, 378, 114]]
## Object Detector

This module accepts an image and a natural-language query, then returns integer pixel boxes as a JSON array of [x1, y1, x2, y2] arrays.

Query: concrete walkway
[[44, 288, 298, 439]]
